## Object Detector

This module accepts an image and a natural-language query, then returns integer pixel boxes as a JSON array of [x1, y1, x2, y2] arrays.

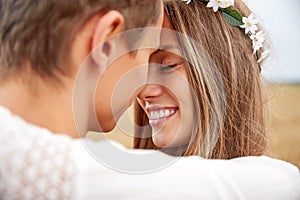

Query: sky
[[244, 0, 300, 83]]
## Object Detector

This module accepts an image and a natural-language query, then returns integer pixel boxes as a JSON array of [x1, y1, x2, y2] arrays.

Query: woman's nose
[[138, 84, 163, 101]]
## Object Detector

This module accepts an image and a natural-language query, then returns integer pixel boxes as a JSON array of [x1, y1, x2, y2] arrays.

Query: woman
[[134, 0, 268, 158]]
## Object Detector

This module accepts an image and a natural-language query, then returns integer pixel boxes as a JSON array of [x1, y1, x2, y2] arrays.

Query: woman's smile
[[146, 105, 179, 127]]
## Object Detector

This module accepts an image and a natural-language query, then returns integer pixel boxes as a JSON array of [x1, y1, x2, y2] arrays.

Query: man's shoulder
[[0, 106, 48, 138], [0, 105, 73, 146]]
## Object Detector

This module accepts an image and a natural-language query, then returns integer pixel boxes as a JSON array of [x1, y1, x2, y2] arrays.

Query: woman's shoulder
[[181, 154, 299, 171], [161, 155, 298, 199], [227, 155, 299, 178], [181, 155, 299, 179]]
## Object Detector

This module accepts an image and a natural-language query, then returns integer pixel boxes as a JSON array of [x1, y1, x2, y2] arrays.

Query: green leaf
[[221, 9, 243, 27]]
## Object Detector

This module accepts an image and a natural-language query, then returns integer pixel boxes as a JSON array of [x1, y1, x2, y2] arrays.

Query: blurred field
[[88, 84, 300, 168], [264, 84, 300, 168]]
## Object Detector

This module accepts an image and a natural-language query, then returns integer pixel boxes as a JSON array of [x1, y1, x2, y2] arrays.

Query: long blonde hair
[[134, 0, 267, 159]]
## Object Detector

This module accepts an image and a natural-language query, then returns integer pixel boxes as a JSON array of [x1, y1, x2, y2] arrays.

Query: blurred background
[[244, 0, 300, 168], [88, 0, 300, 168]]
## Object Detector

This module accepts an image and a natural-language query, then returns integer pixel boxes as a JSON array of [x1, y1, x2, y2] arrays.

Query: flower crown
[[182, 0, 270, 65]]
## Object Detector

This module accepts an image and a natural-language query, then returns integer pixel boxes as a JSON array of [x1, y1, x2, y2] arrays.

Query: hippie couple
[[0, 0, 299, 199]]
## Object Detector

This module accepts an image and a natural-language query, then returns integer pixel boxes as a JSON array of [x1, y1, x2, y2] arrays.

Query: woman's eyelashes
[[159, 62, 183, 72], [160, 63, 178, 71]]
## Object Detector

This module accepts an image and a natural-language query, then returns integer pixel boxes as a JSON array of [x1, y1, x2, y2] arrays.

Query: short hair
[[0, 0, 161, 80]]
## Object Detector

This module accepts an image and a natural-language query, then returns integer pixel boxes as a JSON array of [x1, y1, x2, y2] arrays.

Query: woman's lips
[[147, 107, 178, 127]]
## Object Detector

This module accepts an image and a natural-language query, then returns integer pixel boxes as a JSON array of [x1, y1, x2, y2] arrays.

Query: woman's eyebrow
[[152, 45, 181, 56], [159, 45, 179, 51]]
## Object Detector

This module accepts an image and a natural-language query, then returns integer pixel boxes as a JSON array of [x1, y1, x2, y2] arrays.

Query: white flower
[[240, 13, 259, 34], [207, 0, 234, 12], [207, 0, 226, 12], [250, 31, 266, 53], [182, 0, 192, 4], [257, 49, 271, 63], [223, 0, 235, 7]]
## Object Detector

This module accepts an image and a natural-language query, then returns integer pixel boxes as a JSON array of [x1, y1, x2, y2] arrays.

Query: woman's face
[[137, 14, 194, 149]]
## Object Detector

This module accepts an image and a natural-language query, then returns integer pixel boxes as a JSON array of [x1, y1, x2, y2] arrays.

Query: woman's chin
[[152, 134, 177, 149]]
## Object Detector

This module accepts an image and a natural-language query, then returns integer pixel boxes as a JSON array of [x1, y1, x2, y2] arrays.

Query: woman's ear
[[91, 10, 124, 62]]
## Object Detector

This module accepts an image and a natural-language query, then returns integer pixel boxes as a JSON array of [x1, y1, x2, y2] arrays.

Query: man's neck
[[0, 78, 80, 138]]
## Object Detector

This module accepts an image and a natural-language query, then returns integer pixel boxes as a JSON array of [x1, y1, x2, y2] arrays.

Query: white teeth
[[165, 110, 170, 117], [159, 110, 165, 118], [150, 111, 160, 120], [150, 109, 176, 120]]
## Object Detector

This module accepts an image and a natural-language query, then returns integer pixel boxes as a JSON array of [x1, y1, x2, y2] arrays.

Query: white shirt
[[0, 106, 299, 200]]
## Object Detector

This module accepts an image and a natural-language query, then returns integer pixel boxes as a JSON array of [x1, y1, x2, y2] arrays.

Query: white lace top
[[0, 107, 76, 199], [0, 106, 299, 200]]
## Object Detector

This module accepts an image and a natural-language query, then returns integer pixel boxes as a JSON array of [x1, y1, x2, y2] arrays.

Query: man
[[0, 0, 299, 199], [0, 0, 162, 138]]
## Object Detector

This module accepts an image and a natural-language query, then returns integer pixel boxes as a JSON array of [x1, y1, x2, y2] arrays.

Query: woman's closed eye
[[160, 62, 184, 73], [149, 49, 185, 73]]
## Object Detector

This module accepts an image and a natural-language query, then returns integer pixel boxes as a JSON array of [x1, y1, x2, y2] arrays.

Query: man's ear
[[91, 10, 124, 63]]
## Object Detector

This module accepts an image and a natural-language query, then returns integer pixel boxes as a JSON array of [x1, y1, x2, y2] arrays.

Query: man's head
[[0, 0, 164, 136], [0, 0, 162, 81]]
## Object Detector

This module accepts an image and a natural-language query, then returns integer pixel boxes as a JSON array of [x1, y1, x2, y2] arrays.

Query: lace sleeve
[[0, 115, 77, 200], [1, 107, 299, 200]]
